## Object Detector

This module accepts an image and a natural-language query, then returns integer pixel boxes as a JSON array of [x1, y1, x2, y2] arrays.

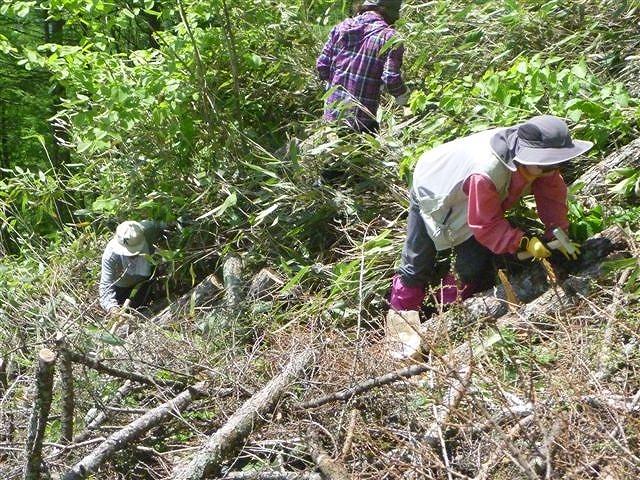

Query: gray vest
[[411, 128, 512, 250]]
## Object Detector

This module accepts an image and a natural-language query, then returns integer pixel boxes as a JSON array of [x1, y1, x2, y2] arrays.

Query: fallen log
[[422, 365, 472, 447], [576, 136, 640, 199], [306, 428, 351, 480], [62, 382, 208, 480], [171, 349, 316, 480], [74, 381, 135, 443], [153, 274, 224, 327], [474, 400, 539, 480], [23, 348, 56, 480], [248, 268, 285, 301], [530, 413, 568, 477], [472, 415, 535, 480], [430, 225, 626, 333]]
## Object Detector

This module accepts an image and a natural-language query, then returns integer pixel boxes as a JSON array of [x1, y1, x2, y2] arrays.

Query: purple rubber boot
[[389, 274, 425, 311], [435, 273, 483, 305]]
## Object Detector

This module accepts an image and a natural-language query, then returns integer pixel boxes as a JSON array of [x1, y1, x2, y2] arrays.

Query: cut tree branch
[[65, 349, 188, 388], [306, 428, 351, 480], [297, 362, 434, 410], [172, 349, 316, 480], [62, 382, 208, 480]]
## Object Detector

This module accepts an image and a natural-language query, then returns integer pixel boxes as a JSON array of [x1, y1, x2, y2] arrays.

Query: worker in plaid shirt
[[316, 0, 409, 133]]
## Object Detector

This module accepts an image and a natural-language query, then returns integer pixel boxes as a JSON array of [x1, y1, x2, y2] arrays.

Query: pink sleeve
[[532, 171, 569, 236], [464, 174, 524, 254]]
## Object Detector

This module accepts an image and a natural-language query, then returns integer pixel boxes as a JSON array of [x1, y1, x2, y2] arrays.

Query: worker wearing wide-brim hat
[[99, 220, 163, 313], [389, 115, 594, 311]]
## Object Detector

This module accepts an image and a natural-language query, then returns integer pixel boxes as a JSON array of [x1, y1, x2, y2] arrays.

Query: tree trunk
[[0, 355, 7, 396], [223, 255, 243, 308], [43, 15, 70, 166], [23, 348, 56, 480], [58, 343, 75, 444], [0, 100, 8, 172]]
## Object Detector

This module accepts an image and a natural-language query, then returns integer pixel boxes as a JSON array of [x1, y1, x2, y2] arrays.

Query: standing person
[[389, 115, 594, 311], [99, 220, 164, 314], [316, 0, 409, 134]]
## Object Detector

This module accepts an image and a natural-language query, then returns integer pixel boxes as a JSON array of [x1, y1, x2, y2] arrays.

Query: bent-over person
[[99, 220, 163, 314]]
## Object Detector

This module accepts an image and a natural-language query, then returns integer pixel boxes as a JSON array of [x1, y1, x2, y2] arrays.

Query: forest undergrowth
[[1, 0, 640, 479]]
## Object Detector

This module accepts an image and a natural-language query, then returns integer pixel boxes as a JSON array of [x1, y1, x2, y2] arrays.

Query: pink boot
[[389, 275, 426, 311], [435, 273, 483, 305], [437, 273, 459, 304]]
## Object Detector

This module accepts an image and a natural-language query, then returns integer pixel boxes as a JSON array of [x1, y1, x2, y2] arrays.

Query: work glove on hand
[[550, 227, 581, 261], [522, 236, 551, 259], [558, 240, 581, 260]]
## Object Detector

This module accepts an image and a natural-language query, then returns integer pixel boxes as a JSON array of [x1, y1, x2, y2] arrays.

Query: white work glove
[[394, 89, 410, 107]]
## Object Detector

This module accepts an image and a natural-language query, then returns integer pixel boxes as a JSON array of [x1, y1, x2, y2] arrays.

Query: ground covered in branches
[[1, 0, 640, 479]]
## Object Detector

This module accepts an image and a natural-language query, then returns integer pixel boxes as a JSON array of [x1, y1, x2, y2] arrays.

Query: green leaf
[[253, 204, 279, 226], [570, 61, 588, 79], [281, 265, 311, 294], [197, 192, 238, 220], [91, 197, 119, 213]]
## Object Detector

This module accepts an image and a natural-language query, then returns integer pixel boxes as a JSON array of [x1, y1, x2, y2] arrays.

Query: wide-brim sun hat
[[514, 115, 593, 166], [111, 220, 149, 256]]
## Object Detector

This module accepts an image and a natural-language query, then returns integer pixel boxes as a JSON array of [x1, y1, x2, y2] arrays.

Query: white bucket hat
[[111, 221, 149, 256]]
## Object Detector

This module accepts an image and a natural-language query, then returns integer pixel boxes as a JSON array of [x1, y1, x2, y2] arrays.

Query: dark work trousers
[[113, 278, 154, 309], [397, 192, 495, 288]]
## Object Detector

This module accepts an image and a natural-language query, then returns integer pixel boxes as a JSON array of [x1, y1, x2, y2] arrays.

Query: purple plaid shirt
[[316, 11, 407, 132]]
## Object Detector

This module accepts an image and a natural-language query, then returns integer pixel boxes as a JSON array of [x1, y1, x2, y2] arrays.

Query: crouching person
[[99, 220, 164, 315], [390, 115, 594, 314]]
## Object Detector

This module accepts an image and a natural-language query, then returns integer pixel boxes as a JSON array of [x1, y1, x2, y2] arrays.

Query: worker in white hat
[[99, 220, 163, 313]]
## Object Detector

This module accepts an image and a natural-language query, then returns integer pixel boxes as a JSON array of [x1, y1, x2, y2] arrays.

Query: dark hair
[[356, 4, 382, 14], [355, 5, 397, 24]]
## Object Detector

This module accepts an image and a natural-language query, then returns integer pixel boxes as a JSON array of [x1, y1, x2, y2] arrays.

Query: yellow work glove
[[523, 236, 551, 259]]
